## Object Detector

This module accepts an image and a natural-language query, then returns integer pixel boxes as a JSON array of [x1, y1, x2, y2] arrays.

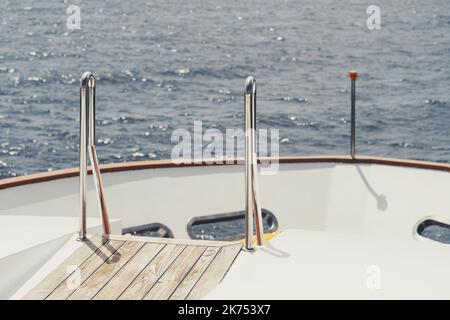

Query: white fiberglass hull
[[0, 156, 450, 299]]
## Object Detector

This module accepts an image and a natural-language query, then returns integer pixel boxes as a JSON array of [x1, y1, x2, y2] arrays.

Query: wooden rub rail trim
[[2, 155, 450, 190]]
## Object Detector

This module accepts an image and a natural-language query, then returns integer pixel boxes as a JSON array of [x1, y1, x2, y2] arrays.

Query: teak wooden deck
[[23, 234, 242, 300]]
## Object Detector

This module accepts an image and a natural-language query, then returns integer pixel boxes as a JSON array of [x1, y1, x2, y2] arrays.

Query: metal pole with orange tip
[[349, 71, 358, 159]]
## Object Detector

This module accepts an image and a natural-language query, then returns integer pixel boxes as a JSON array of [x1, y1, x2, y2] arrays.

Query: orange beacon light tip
[[349, 71, 358, 80]]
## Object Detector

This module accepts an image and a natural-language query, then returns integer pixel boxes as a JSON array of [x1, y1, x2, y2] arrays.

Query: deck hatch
[[122, 223, 174, 238], [187, 209, 278, 241], [417, 219, 450, 244]]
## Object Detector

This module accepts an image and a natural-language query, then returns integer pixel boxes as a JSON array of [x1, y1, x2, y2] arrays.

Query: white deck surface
[[205, 229, 450, 299], [0, 215, 120, 259], [0, 215, 121, 299]]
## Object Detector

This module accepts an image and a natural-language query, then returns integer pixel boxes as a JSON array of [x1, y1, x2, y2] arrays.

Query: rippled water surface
[[0, 0, 449, 177]]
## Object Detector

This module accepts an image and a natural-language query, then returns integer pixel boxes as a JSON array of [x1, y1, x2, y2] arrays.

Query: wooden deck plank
[[186, 243, 242, 300], [25, 235, 242, 300], [144, 246, 206, 300], [169, 246, 220, 300], [22, 235, 104, 300], [45, 240, 124, 300], [68, 240, 145, 300], [94, 242, 165, 300], [104, 234, 238, 247], [119, 244, 186, 300]]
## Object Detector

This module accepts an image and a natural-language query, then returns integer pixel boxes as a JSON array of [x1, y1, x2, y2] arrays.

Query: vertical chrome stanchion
[[79, 72, 111, 239], [244, 76, 264, 251], [79, 72, 93, 240], [88, 76, 95, 146], [349, 71, 358, 159]]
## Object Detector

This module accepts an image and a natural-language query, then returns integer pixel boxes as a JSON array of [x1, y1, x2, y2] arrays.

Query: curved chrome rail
[[79, 72, 111, 240], [244, 76, 264, 250]]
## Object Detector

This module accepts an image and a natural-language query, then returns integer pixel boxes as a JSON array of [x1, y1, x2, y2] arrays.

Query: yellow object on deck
[[239, 230, 281, 245]]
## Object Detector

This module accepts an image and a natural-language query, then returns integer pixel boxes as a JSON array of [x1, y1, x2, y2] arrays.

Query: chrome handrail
[[349, 70, 358, 159], [244, 76, 264, 250], [79, 72, 111, 240]]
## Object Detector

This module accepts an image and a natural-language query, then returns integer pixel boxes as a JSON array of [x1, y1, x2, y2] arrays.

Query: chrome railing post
[[88, 76, 95, 146], [244, 76, 264, 250], [79, 72, 93, 240], [79, 72, 111, 240], [349, 71, 358, 159]]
